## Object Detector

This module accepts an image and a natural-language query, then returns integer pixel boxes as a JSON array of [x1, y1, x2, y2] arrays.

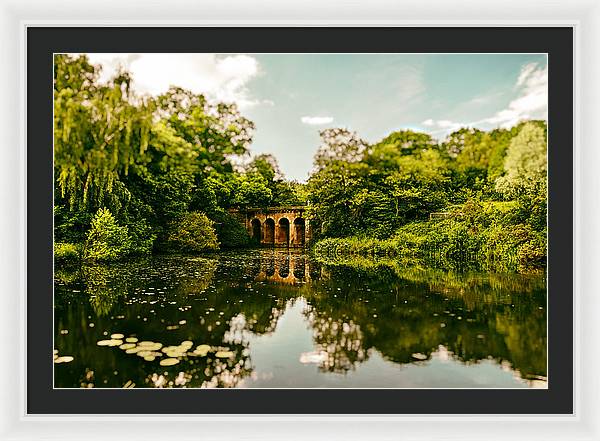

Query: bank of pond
[[54, 249, 547, 389], [55, 200, 546, 275]]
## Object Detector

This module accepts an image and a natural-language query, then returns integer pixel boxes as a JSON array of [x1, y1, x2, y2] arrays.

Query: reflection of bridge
[[254, 252, 321, 285], [230, 206, 311, 247]]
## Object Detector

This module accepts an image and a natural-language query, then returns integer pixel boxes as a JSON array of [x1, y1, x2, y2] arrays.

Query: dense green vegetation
[[54, 54, 546, 272], [54, 55, 304, 260], [307, 123, 547, 272]]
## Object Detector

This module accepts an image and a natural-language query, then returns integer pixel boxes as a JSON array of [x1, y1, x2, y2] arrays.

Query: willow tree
[[54, 54, 154, 212]]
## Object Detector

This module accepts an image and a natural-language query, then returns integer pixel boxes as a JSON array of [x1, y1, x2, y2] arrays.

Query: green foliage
[[53, 54, 547, 271], [231, 172, 273, 208], [166, 211, 219, 253], [306, 121, 547, 271], [312, 198, 546, 273], [54, 242, 82, 263], [313, 128, 368, 171], [495, 122, 547, 199], [84, 208, 132, 261], [211, 211, 251, 248], [54, 55, 154, 212], [54, 54, 308, 254]]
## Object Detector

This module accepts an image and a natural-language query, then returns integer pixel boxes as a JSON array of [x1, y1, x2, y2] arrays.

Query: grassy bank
[[312, 212, 546, 273]]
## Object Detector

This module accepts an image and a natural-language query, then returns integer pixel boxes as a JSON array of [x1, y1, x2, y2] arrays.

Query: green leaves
[[495, 122, 547, 199], [54, 55, 154, 212], [305, 122, 547, 272], [166, 212, 219, 253], [84, 208, 132, 261], [53, 55, 268, 254]]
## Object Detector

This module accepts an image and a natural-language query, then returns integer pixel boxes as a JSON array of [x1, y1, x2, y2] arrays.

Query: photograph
[[53, 52, 548, 390]]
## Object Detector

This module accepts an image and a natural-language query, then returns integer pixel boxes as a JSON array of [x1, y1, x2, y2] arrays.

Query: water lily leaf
[[97, 339, 123, 347], [215, 351, 234, 358], [411, 353, 428, 360]]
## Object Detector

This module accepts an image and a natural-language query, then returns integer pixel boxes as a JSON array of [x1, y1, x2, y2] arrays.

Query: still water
[[54, 249, 547, 388]]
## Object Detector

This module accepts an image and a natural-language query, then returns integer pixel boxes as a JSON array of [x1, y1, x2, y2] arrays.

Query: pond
[[54, 249, 547, 389]]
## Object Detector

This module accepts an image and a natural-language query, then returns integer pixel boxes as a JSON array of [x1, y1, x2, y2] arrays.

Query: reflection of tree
[[54, 249, 547, 388], [305, 307, 367, 373], [84, 265, 126, 317], [305, 259, 547, 379]]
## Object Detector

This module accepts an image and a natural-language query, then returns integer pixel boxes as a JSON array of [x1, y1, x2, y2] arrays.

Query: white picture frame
[[1, 0, 597, 439]]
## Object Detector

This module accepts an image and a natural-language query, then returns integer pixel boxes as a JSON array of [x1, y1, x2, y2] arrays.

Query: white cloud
[[301, 116, 334, 125], [81, 53, 269, 109], [420, 118, 468, 136], [482, 62, 547, 128], [420, 61, 548, 138]]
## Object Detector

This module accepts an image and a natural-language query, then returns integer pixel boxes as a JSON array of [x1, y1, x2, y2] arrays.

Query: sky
[[83, 53, 548, 182]]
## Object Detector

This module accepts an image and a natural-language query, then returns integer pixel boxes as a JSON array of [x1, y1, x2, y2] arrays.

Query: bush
[[166, 211, 219, 253], [312, 213, 546, 273], [54, 242, 81, 262], [83, 208, 132, 261], [211, 211, 250, 248], [126, 217, 156, 255]]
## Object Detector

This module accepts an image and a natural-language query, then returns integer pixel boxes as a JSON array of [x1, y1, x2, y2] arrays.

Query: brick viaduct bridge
[[229, 206, 311, 247]]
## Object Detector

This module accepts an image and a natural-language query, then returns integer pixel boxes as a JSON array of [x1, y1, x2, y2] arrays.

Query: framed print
[[32, 24, 571, 412], [1, 0, 598, 439]]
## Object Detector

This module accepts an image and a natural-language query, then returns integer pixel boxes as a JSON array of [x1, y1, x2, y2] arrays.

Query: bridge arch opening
[[277, 218, 290, 246], [293, 218, 306, 246], [264, 218, 275, 245], [250, 218, 261, 243]]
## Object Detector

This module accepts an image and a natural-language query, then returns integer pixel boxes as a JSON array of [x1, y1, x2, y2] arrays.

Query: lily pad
[[97, 339, 123, 347], [215, 351, 234, 358], [54, 356, 74, 363], [194, 344, 211, 356], [411, 353, 428, 361], [159, 358, 180, 366]]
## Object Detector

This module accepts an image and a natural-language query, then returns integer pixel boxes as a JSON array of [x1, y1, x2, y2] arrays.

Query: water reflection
[[54, 250, 547, 388]]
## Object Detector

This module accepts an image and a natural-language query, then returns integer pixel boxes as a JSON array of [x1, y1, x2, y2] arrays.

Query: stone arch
[[293, 217, 306, 246], [264, 218, 275, 245], [277, 217, 290, 246], [250, 218, 261, 243]]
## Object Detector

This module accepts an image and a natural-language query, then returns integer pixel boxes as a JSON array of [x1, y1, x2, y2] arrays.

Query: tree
[[246, 153, 282, 182], [231, 173, 273, 208], [166, 211, 219, 253], [83, 208, 132, 261], [54, 55, 154, 212], [495, 122, 547, 199], [313, 128, 368, 171]]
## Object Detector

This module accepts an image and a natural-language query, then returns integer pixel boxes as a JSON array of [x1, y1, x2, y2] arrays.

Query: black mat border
[[27, 27, 573, 414]]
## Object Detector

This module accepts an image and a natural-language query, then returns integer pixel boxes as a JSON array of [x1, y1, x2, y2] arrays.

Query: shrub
[[54, 242, 81, 262], [166, 211, 219, 253], [83, 208, 132, 261], [211, 211, 250, 248], [312, 214, 546, 273], [126, 217, 156, 255]]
